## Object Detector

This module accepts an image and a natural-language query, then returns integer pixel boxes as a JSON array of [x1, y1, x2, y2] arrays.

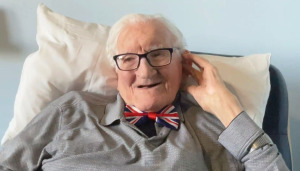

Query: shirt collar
[[100, 92, 185, 126], [100, 93, 125, 126]]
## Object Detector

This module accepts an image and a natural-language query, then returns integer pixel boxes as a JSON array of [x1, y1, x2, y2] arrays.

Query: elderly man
[[0, 14, 289, 170]]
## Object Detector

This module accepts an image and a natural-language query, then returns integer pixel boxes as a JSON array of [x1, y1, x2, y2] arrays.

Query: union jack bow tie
[[124, 104, 180, 130]]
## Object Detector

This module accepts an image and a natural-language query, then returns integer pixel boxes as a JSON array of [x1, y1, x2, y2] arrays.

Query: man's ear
[[181, 50, 193, 66]]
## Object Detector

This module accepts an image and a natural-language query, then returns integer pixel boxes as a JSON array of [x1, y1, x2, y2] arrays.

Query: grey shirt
[[0, 91, 289, 171]]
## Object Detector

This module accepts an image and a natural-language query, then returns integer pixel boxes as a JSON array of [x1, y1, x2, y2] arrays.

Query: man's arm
[[0, 103, 61, 171], [182, 51, 243, 127], [219, 112, 289, 170], [182, 52, 289, 170]]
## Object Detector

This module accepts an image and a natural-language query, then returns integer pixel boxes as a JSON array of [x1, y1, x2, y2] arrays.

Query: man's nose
[[136, 58, 157, 78]]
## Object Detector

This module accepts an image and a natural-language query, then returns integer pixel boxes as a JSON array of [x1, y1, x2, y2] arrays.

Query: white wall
[[1, 0, 299, 170]]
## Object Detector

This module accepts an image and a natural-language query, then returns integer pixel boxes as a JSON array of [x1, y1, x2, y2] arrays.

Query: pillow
[[199, 53, 271, 127], [1, 4, 118, 145], [1, 4, 271, 144]]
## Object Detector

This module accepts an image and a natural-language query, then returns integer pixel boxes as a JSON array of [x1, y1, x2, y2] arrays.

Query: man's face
[[116, 20, 182, 112]]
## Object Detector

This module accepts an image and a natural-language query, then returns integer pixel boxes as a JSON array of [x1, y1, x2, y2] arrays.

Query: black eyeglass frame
[[113, 48, 174, 71]]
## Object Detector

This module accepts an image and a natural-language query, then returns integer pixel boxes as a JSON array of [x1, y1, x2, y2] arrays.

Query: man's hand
[[182, 51, 243, 127]]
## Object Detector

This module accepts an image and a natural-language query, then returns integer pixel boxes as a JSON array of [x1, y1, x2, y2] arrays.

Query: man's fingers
[[182, 64, 203, 84], [183, 52, 212, 70]]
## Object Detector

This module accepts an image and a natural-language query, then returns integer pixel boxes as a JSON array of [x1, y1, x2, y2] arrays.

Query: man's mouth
[[137, 82, 161, 88]]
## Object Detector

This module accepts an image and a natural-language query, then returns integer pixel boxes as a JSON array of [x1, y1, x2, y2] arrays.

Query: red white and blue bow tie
[[124, 104, 180, 130]]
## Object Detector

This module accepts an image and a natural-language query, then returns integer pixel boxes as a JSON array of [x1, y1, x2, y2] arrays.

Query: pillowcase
[[1, 4, 118, 145], [199, 53, 271, 127], [1, 3, 271, 144]]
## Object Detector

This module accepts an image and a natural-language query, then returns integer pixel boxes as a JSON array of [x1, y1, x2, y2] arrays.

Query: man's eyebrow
[[145, 44, 164, 52], [120, 45, 165, 54]]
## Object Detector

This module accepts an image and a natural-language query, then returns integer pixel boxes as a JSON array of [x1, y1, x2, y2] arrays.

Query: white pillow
[[1, 4, 271, 145], [199, 53, 271, 127], [1, 4, 118, 145]]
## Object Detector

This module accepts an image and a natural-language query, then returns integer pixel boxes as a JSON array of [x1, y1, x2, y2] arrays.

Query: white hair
[[106, 13, 186, 67]]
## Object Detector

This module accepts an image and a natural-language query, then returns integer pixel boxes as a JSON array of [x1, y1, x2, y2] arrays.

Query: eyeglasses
[[113, 48, 174, 71]]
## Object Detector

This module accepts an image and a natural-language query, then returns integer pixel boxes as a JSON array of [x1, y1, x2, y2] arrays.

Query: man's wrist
[[217, 96, 243, 127], [248, 133, 273, 153], [218, 112, 264, 160]]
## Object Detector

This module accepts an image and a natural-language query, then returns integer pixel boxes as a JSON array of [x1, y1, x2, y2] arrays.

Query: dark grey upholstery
[[264, 65, 292, 170], [191, 51, 292, 170]]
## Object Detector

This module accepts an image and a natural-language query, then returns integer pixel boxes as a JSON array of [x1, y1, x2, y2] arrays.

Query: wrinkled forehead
[[117, 20, 176, 54]]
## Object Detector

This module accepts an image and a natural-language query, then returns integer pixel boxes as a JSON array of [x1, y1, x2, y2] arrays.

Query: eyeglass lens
[[116, 49, 171, 70]]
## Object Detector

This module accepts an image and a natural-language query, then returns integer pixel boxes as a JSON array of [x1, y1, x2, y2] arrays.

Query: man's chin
[[134, 103, 162, 112], [133, 96, 170, 112]]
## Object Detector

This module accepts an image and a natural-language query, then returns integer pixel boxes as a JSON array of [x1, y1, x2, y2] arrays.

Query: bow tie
[[124, 105, 180, 130]]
